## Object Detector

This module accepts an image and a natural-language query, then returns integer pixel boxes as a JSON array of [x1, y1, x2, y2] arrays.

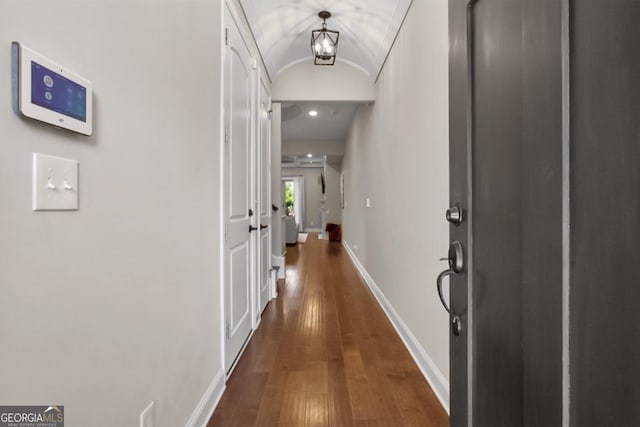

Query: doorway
[[222, 3, 253, 373], [282, 177, 304, 233], [222, 2, 273, 374]]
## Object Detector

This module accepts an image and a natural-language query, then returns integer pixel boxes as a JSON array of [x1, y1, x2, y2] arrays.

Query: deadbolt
[[446, 203, 463, 225]]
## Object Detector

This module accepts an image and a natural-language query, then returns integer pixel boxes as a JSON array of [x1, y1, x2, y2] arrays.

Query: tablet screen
[[31, 61, 87, 122]]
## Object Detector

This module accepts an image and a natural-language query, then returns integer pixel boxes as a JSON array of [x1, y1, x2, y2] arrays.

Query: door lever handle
[[436, 241, 465, 336], [436, 269, 463, 336], [249, 225, 258, 232], [437, 269, 455, 315], [260, 224, 268, 230]]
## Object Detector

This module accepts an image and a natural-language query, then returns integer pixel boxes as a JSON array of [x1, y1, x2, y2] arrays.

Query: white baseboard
[[342, 240, 450, 414], [184, 368, 225, 427]]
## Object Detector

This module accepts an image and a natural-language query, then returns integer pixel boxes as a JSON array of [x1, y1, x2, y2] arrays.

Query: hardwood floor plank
[[209, 234, 448, 426]]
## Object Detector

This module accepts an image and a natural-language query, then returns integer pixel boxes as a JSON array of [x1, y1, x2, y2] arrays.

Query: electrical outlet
[[140, 402, 154, 427]]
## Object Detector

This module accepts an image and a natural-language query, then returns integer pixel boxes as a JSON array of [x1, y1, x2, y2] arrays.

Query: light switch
[[32, 153, 79, 211], [365, 197, 371, 208]]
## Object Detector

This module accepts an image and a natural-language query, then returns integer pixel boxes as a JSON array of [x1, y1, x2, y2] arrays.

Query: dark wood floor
[[208, 234, 448, 426]]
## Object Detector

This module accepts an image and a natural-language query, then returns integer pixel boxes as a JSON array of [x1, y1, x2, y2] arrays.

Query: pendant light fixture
[[311, 11, 339, 66]]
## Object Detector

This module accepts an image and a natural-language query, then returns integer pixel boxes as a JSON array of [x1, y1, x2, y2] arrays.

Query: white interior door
[[223, 6, 253, 371], [257, 79, 272, 314]]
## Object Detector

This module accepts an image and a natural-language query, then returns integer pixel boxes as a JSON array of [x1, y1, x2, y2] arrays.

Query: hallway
[[208, 234, 448, 426]]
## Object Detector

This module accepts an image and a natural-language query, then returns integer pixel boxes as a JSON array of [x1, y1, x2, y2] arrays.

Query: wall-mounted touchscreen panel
[[12, 42, 92, 135]]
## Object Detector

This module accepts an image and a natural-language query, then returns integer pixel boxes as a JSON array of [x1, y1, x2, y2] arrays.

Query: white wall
[[324, 162, 342, 225], [272, 60, 375, 102], [0, 1, 222, 426], [282, 168, 324, 231], [341, 0, 450, 407]]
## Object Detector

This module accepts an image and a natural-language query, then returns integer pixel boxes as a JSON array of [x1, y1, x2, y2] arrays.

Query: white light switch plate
[[32, 153, 79, 211]]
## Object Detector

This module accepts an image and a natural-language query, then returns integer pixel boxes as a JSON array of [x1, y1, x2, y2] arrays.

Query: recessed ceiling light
[[308, 110, 318, 117], [307, 154, 313, 158]]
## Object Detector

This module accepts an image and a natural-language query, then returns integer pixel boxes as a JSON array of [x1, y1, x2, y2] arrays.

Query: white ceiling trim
[[276, 56, 372, 78]]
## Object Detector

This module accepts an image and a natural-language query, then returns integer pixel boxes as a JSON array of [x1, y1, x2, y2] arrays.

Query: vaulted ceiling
[[239, 0, 412, 79]]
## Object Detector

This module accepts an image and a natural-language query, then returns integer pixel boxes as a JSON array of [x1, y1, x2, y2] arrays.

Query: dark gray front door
[[467, 1, 525, 424], [448, 0, 564, 425], [570, 1, 640, 425], [448, 1, 531, 425], [448, 0, 640, 426]]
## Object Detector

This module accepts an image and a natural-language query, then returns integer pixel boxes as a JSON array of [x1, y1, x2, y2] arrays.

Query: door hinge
[[225, 322, 230, 339], [224, 28, 229, 45], [224, 125, 229, 145], [224, 224, 229, 242]]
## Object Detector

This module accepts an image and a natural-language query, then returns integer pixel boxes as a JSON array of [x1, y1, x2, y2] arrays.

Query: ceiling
[[282, 154, 343, 168], [281, 101, 357, 142], [282, 154, 325, 168], [281, 101, 356, 167], [239, 0, 413, 79]]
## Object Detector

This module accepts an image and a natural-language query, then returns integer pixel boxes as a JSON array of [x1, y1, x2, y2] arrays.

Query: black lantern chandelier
[[311, 11, 339, 66]]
